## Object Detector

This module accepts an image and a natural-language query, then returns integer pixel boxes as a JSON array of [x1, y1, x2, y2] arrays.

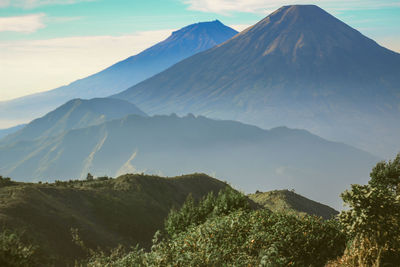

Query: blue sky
[[0, 0, 399, 101]]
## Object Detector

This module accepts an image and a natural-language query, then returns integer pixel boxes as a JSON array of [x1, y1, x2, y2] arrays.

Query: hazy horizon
[[0, 2, 399, 266], [0, 0, 399, 102]]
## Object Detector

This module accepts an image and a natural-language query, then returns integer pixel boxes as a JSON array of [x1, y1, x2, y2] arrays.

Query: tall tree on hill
[[338, 154, 400, 266]]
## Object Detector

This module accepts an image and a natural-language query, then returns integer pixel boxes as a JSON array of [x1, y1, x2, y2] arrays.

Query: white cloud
[[0, 28, 174, 101], [229, 24, 252, 32], [0, 13, 45, 32], [0, 0, 10, 8], [183, 0, 276, 14], [0, 0, 93, 8], [182, 0, 400, 14]]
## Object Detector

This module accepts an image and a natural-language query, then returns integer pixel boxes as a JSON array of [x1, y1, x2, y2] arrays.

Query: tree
[[0, 176, 14, 187], [164, 187, 251, 237], [339, 154, 400, 266], [86, 173, 94, 181]]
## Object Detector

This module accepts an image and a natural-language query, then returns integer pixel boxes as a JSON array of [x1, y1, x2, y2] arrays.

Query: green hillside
[[0, 173, 227, 266], [85, 155, 400, 266], [0, 172, 341, 266], [87, 184, 347, 267], [248, 189, 339, 219]]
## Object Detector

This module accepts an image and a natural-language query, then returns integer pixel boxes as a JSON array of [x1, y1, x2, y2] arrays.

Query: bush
[[86, 173, 94, 181], [160, 210, 345, 266], [97, 176, 109, 181], [88, 187, 346, 266], [337, 154, 400, 266], [0, 176, 15, 187], [0, 230, 44, 267], [95, 210, 345, 267], [164, 186, 251, 237]]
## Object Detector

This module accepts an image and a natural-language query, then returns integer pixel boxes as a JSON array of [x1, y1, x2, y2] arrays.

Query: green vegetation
[[86, 155, 400, 267], [87, 188, 346, 266], [0, 173, 227, 266], [0, 176, 16, 187], [0, 230, 45, 267], [165, 186, 252, 236], [248, 189, 338, 219], [330, 154, 400, 266], [1, 155, 399, 266]]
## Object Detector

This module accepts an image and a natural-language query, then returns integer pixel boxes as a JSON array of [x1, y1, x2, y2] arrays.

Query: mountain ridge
[[0, 20, 238, 128], [112, 5, 400, 158], [0, 124, 26, 140], [0, 113, 378, 209], [0, 98, 146, 144]]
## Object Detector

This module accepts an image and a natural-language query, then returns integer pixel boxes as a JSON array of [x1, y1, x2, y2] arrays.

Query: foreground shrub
[[165, 186, 251, 237], [145, 210, 345, 267], [336, 154, 400, 266], [0, 230, 43, 267], [87, 188, 346, 267]]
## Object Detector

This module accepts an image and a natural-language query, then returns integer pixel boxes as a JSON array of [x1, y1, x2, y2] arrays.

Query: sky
[[0, 0, 399, 101]]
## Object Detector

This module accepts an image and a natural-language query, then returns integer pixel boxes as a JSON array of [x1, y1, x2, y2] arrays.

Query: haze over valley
[[0, 3, 398, 208], [0, 2, 399, 266]]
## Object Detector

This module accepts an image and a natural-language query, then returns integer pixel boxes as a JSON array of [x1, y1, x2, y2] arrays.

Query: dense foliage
[[87, 188, 346, 266], [165, 186, 251, 236], [336, 154, 400, 266], [0, 230, 44, 267]]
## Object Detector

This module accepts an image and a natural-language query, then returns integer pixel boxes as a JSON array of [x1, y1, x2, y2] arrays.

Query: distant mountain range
[[0, 20, 237, 128], [0, 4, 395, 209], [1, 98, 146, 144], [112, 5, 400, 158], [0, 114, 378, 209]]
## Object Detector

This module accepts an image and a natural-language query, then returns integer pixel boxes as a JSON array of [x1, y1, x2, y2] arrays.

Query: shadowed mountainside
[[113, 5, 400, 158], [0, 114, 378, 209], [1, 98, 146, 144]]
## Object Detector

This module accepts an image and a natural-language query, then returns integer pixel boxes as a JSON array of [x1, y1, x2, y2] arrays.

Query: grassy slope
[[248, 189, 339, 219], [0, 173, 228, 266]]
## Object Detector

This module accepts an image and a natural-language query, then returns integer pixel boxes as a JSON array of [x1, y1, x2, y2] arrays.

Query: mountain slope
[[0, 114, 378, 209], [1, 98, 146, 144], [0, 173, 228, 266], [113, 5, 400, 158], [0, 20, 238, 128], [0, 124, 26, 140], [248, 190, 338, 219]]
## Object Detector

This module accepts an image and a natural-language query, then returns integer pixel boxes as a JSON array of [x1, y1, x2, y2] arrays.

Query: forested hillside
[[0, 173, 227, 266]]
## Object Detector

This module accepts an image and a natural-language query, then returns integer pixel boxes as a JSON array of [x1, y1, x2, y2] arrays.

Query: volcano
[[113, 5, 400, 157], [0, 20, 237, 128]]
